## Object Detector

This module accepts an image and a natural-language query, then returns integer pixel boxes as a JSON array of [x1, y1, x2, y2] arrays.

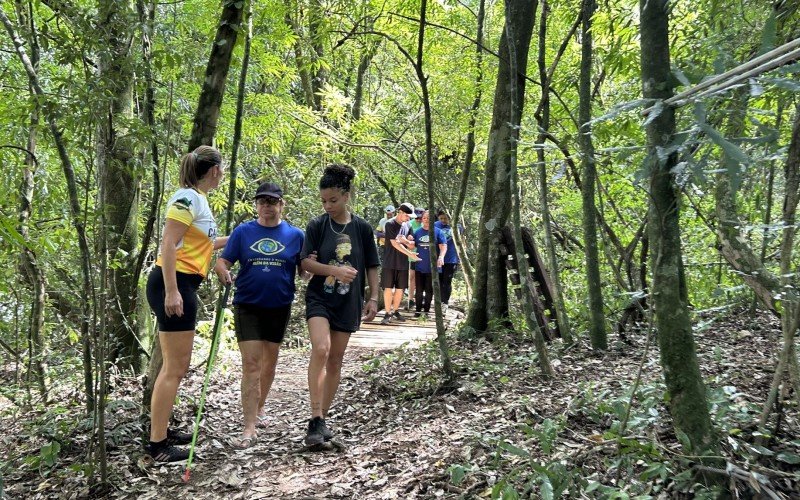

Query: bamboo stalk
[[642, 38, 800, 115]]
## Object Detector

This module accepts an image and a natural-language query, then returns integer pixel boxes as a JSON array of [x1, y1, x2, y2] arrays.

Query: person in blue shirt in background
[[413, 210, 447, 317], [434, 209, 462, 306], [214, 182, 305, 448]]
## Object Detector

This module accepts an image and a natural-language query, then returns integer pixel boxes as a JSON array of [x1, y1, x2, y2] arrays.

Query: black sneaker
[[305, 417, 325, 446], [392, 311, 407, 323], [414, 311, 422, 318], [146, 440, 190, 463], [167, 428, 193, 446], [380, 313, 392, 325], [319, 419, 334, 442], [409, 299, 416, 310]]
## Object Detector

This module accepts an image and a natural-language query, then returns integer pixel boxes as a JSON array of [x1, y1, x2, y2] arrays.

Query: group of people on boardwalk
[[145, 147, 381, 462], [374, 203, 461, 322]]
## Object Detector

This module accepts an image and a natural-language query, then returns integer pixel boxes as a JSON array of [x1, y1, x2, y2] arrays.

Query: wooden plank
[[349, 324, 437, 348], [344, 305, 464, 349], [501, 225, 557, 340], [521, 227, 559, 338]]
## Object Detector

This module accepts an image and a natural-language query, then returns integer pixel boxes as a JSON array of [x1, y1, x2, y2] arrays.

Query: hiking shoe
[[414, 311, 422, 318], [409, 299, 416, 310], [146, 440, 190, 463], [392, 311, 407, 323], [305, 417, 325, 446], [167, 428, 193, 446], [320, 419, 334, 442], [380, 313, 392, 325]]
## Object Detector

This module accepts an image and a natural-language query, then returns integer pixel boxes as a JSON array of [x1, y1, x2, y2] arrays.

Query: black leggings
[[440, 263, 458, 304], [414, 271, 433, 312]]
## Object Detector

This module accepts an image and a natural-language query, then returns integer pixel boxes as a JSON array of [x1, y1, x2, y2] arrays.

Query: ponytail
[[180, 145, 222, 188]]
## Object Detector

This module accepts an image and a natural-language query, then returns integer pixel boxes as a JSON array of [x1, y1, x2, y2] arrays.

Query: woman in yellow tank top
[[144, 145, 228, 462]]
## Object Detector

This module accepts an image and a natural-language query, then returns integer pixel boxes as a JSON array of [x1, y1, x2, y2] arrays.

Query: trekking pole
[[182, 282, 231, 483]]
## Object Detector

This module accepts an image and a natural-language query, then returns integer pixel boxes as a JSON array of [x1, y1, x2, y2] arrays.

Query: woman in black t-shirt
[[299, 164, 380, 446]]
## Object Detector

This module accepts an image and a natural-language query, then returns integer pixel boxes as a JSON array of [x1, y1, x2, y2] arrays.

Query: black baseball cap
[[254, 182, 283, 200]]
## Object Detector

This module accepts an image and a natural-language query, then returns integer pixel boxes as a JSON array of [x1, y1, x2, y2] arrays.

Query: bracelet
[[369, 298, 378, 302]]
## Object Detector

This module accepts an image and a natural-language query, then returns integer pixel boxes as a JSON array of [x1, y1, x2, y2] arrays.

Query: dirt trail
[[123, 311, 459, 499], [5, 308, 797, 498]]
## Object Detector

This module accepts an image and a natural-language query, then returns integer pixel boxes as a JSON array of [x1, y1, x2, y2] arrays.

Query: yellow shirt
[[156, 188, 217, 277]]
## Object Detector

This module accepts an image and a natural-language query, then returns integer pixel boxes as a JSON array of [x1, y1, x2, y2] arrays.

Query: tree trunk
[[287, 6, 316, 109], [712, 0, 797, 315], [133, 0, 161, 299], [352, 39, 378, 121], [224, 1, 252, 234], [754, 104, 781, 311], [308, 0, 327, 111], [465, 0, 537, 337], [535, 0, 572, 345], [96, 0, 143, 371], [188, 0, 244, 150], [414, 0, 454, 381], [285, 0, 326, 111], [449, 0, 486, 293], [15, 0, 48, 402], [140, 327, 161, 420], [761, 105, 800, 422], [714, 90, 781, 314], [2, 6, 96, 412], [578, 0, 606, 350], [639, 0, 714, 453], [501, 0, 552, 375]]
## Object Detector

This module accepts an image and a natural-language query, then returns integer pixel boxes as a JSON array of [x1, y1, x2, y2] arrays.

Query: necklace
[[328, 213, 351, 235]]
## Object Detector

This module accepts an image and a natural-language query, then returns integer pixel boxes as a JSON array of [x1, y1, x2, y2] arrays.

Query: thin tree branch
[[288, 112, 448, 209]]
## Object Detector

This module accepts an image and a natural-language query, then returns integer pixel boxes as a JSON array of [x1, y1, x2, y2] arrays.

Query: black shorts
[[146, 266, 204, 332], [234, 303, 291, 343], [305, 298, 356, 334], [381, 268, 409, 289]]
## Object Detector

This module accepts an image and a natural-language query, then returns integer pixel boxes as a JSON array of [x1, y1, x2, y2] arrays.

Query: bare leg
[[238, 340, 263, 439], [322, 331, 351, 417], [307, 317, 331, 418], [383, 288, 394, 313], [391, 288, 405, 313], [150, 331, 194, 442], [257, 342, 280, 416]]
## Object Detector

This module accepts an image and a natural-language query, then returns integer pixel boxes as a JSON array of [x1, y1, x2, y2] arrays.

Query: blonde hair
[[180, 145, 221, 188]]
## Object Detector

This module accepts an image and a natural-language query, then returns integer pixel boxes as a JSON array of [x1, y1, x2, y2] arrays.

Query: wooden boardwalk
[[349, 308, 464, 348]]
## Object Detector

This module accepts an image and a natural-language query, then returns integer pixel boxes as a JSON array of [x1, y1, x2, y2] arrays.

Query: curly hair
[[319, 163, 356, 192]]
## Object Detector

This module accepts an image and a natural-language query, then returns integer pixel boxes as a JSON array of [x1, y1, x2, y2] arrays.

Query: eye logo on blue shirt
[[250, 238, 285, 256]]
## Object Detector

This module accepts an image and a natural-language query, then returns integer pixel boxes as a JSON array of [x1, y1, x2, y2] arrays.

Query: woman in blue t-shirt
[[434, 209, 462, 305], [214, 182, 304, 448], [413, 210, 447, 316]]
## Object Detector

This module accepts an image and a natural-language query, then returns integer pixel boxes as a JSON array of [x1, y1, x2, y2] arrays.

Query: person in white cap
[[374, 204, 395, 249]]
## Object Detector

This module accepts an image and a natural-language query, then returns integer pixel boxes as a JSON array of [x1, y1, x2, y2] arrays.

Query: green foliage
[[1, 0, 799, 491]]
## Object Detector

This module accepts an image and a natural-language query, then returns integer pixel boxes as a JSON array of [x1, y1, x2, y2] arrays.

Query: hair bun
[[324, 164, 355, 181], [319, 163, 356, 192]]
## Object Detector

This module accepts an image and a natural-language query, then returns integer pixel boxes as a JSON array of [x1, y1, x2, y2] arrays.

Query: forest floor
[[2, 306, 800, 499]]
